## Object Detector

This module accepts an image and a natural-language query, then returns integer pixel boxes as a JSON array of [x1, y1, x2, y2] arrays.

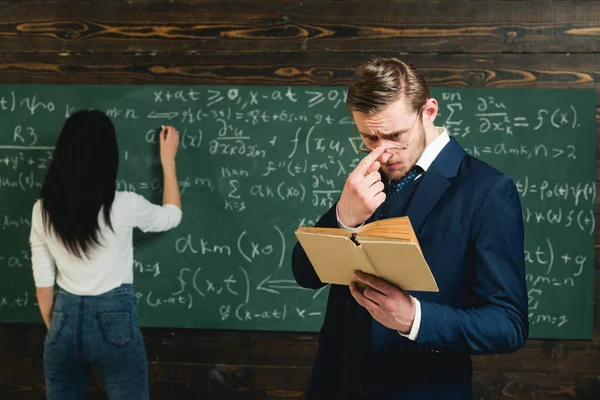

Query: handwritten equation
[[0, 86, 595, 337]]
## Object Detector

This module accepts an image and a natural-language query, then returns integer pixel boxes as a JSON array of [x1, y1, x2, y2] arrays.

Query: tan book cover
[[294, 217, 438, 292]]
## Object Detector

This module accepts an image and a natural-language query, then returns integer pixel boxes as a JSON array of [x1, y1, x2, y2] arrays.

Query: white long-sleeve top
[[30, 191, 182, 295]]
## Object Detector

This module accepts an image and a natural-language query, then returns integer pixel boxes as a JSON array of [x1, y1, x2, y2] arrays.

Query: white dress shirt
[[337, 127, 451, 340], [30, 191, 182, 295]]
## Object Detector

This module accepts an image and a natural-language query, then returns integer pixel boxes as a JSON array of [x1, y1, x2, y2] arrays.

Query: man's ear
[[423, 97, 438, 125]]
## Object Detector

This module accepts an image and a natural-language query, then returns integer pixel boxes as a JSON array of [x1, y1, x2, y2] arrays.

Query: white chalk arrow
[[257, 276, 310, 295]]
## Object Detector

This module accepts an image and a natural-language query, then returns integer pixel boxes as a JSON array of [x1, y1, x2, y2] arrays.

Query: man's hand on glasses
[[336, 146, 388, 228]]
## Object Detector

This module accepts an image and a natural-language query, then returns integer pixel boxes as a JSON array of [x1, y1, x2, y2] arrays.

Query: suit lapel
[[406, 138, 467, 234], [405, 165, 450, 233]]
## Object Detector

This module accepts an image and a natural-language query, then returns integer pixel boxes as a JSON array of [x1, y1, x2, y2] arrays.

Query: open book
[[295, 217, 438, 292]]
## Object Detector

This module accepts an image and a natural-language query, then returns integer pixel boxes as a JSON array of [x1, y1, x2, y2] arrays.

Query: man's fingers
[[353, 271, 395, 295], [365, 160, 381, 176], [371, 191, 386, 208], [363, 286, 386, 306], [362, 170, 382, 188], [350, 283, 379, 311], [355, 146, 386, 176], [369, 181, 385, 194]]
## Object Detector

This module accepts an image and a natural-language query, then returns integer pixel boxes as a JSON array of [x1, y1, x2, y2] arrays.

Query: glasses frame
[[352, 106, 424, 154]]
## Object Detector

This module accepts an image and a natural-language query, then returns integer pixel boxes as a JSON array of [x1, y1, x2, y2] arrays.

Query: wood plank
[[472, 372, 600, 400], [0, 384, 305, 400], [0, 383, 46, 400], [0, 323, 45, 359], [0, 0, 365, 3], [143, 329, 318, 367], [3, 357, 600, 399], [0, 357, 310, 399], [0, 0, 353, 2], [4, 320, 600, 374], [0, 53, 598, 89], [148, 362, 310, 392], [0, 323, 320, 366], [146, 327, 600, 376], [472, 340, 600, 376], [0, 0, 569, 3], [0, 2, 598, 54]]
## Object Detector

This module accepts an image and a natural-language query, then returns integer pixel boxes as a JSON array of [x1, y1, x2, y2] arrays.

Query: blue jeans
[[44, 284, 149, 400]]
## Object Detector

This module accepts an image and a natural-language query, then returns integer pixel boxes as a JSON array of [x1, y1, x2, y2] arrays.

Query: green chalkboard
[[0, 85, 595, 339]]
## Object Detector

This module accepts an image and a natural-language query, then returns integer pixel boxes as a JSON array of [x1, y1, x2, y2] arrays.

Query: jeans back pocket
[[97, 312, 133, 347], [45, 312, 67, 346]]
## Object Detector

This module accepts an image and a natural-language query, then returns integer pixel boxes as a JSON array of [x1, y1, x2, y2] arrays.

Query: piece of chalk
[[161, 125, 165, 129]]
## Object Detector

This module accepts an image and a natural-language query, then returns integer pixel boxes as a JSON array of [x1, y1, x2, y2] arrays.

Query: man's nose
[[378, 150, 392, 164]]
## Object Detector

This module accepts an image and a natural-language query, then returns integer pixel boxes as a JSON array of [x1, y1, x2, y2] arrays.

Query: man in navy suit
[[291, 57, 528, 399]]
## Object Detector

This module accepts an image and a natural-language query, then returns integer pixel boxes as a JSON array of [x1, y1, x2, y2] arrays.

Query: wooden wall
[[0, 1, 599, 398]]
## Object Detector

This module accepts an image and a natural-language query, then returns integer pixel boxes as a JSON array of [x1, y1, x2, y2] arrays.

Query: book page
[[294, 231, 377, 286], [358, 216, 419, 243], [359, 239, 438, 292], [295, 226, 350, 238]]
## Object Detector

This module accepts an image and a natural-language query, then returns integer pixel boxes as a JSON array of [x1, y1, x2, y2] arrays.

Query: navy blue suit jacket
[[292, 138, 528, 399]]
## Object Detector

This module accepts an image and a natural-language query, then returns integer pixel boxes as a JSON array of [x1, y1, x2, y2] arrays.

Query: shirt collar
[[415, 127, 450, 172]]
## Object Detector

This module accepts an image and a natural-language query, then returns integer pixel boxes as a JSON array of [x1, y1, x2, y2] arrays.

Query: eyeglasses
[[352, 107, 424, 153]]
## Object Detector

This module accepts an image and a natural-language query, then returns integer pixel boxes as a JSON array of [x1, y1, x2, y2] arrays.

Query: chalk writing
[[0, 86, 594, 338]]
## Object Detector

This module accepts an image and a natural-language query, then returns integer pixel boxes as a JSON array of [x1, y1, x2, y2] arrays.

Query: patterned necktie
[[387, 166, 423, 197]]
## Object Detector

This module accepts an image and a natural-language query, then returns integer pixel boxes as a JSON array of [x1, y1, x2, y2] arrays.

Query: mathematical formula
[[0, 86, 594, 335]]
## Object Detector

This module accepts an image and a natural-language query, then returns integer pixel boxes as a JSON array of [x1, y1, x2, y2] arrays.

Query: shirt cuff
[[336, 205, 365, 232], [398, 296, 421, 341]]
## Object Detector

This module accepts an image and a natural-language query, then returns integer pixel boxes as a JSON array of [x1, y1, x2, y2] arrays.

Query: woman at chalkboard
[[28, 110, 182, 400]]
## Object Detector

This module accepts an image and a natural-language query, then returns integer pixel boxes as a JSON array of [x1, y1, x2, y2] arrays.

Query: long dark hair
[[40, 110, 119, 259]]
